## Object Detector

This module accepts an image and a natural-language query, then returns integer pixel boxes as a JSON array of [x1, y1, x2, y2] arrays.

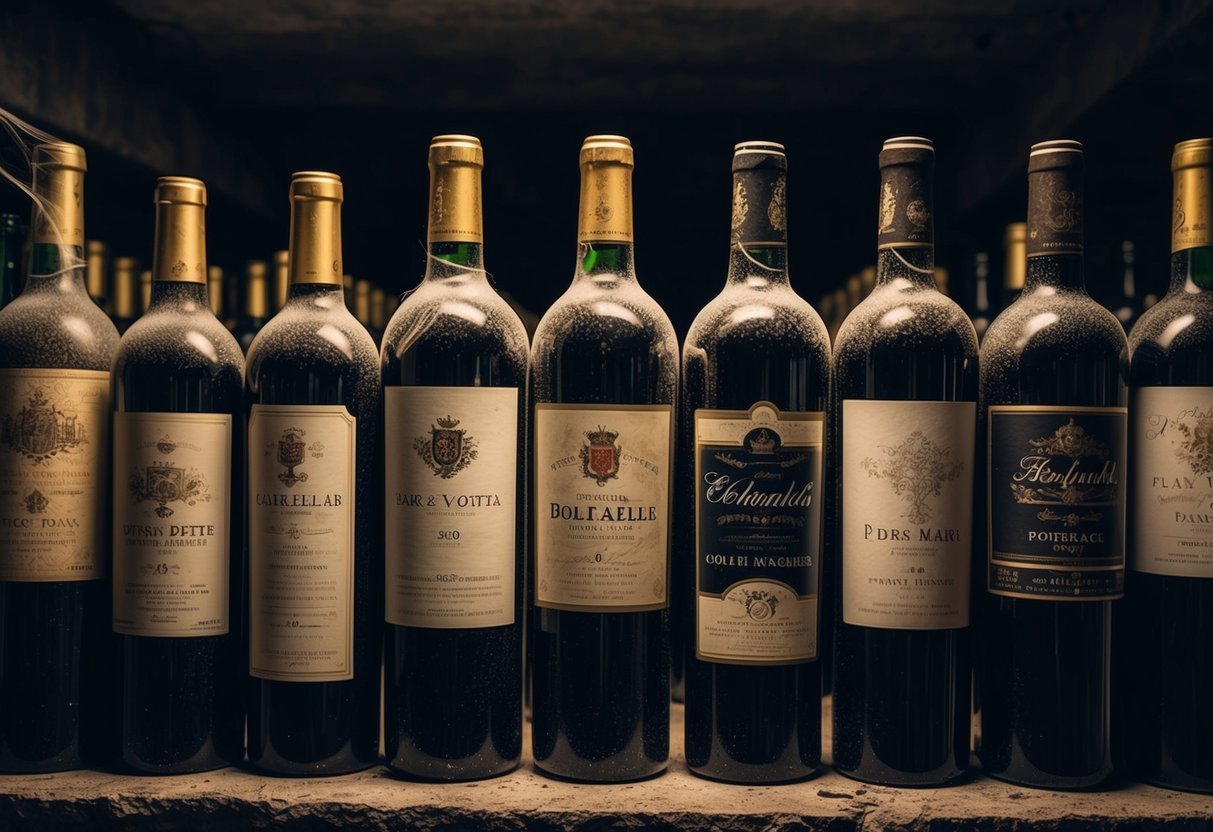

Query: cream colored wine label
[[1133, 387, 1213, 578], [695, 404, 822, 665], [385, 386, 518, 628], [0, 368, 108, 582], [534, 403, 672, 611], [113, 412, 231, 637], [248, 404, 356, 682], [842, 399, 975, 629]]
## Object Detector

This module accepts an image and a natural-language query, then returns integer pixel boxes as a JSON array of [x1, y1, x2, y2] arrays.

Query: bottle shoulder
[[381, 277, 529, 365], [0, 285, 118, 371], [1127, 289, 1213, 357], [246, 298, 380, 382], [115, 304, 243, 379], [684, 283, 829, 355], [531, 275, 677, 352], [833, 280, 978, 360], [981, 287, 1128, 370]]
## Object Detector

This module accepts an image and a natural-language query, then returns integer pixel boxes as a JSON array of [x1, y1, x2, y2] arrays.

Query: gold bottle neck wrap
[[152, 177, 207, 284], [1004, 223, 1026, 290], [578, 161, 634, 244], [31, 142, 86, 248], [112, 256, 138, 317], [288, 172, 343, 286], [428, 135, 484, 243], [85, 241, 106, 296], [246, 261, 268, 317], [1172, 139, 1213, 252]]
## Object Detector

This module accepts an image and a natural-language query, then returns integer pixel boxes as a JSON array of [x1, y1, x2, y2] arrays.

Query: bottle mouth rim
[[33, 142, 87, 171], [431, 134, 482, 147], [882, 136, 934, 152], [1030, 139, 1083, 156], [733, 140, 786, 155]]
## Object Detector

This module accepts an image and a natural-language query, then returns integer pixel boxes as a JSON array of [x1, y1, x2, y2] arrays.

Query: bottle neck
[[425, 241, 487, 282], [1172, 246, 1213, 293], [26, 242, 86, 291], [288, 195, 343, 289], [1024, 253, 1086, 293], [727, 244, 788, 287], [875, 245, 935, 289], [245, 274, 269, 321], [149, 279, 209, 310]]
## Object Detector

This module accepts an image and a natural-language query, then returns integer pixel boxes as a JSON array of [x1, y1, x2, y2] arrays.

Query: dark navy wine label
[[695, 403, 822, 665], [988, 405, 1127, 600]]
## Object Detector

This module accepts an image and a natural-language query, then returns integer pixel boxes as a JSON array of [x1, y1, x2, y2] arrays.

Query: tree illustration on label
[[1176, 413, 1213, 475], [1, 386, 87, 465], [129, 436, 211, 518], [276, 429, 308, 487], [1008, 419, 1115, 527], [580, 426, 621, 487], [413, 415, 477, 479], [862, 430, 962, 524]]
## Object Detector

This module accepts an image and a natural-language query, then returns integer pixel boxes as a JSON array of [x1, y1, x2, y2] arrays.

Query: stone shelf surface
[[0, 705, 1210, 831]]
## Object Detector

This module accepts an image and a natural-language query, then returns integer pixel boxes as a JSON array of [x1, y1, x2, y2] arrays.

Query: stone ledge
[[0, 707, 1209, 831]]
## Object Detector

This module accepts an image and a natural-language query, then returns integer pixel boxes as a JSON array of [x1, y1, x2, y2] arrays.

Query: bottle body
[[245, 173, 382, 776], [831, 138, 977, 787], [682, 142, 828, 784], [978, 141, 1127, 790], [0, 143, 119, 771], [1118, 141, 1213, 793], [529, 136, 676, 782], [381, 136, 528, 781]]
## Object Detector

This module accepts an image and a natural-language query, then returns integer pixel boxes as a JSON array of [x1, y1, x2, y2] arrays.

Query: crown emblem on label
[[156, 436, 176, 455], [436, 415, 460, 429], [747, 429, 777, 454]]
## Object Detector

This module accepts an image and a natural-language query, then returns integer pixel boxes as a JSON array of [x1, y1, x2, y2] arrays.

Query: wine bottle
[[978, 140, 1126, 789], [0, 142, 119, 771], [139, 269, 152, 314], [111, 256, 140, 334], [1112, 240, 1142, 332], [245, 171, 381, 775], [207, 265, 224, 318], [353, 279, 371, 331], [271, 250, 288, 314], [1001, 222, 1026, 310], [237, 260, 269, 352], [832, 137, 977, 786], [971, 252, 993, 341], [370, 287, 386, 341], [682, 141, 829, 783], [1119, 138, 1213, 793], [381, 135, 528, 781], [111, 176, 244, 773], [530, 135, 677, 782], [85, 240, 108, 314], [0, 214, 21, 309]]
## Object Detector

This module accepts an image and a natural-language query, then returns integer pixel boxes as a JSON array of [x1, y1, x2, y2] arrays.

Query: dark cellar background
[[2, 0, 1212, 335]]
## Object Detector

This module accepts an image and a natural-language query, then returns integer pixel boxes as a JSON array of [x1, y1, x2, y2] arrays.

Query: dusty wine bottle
[[111, 176, 244, 773], [529, 135, 677, 782], [245, 171, 382, 776], [682, 141, 829, 783], [831, 137, 977, 786], [381, 135, 528, 781], [0, 142, 119, 771], [978, 140, 1126, 790], [1119, 138, 1213, 793], [112, 256, 140, 334]]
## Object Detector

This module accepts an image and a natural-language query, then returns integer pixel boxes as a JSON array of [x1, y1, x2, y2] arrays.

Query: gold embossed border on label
[[533, 401, 673, 613], [987, 403, 1127, 602], [694, 402, 823, 666]]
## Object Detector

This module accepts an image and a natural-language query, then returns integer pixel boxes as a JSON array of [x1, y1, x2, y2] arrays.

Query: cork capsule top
[[1173, 138, 1213, 171], [1028, 139, 1083, 173], [733, 140, 787, 172], [246, 260, 267, 279], [879, 136, 934, 168], [273, 250, 288, 267], [155, 176, 207, 207], [33, 142, 87, 172], [580, 135, 633, 167], [430, 134, 484, 167], [289, 171, 343, 201], [1004, 222, 1026, 244]]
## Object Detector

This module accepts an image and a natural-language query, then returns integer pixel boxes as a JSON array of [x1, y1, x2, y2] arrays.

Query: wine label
[[112, 412, 231, 637], [1132, 387, 1213, 578], [842, 400, 975, 629], [988, 405, 1126, 600], [695, 403, 822, 665], [0, 368, 108, 582], [384, 386, 518, 628], [248, 404, 356, 682], [534, 403, 672, 611], [731, 160, 787, 247]]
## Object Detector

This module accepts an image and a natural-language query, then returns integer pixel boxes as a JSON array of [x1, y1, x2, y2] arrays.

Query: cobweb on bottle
[[0, 106, 81, 277]]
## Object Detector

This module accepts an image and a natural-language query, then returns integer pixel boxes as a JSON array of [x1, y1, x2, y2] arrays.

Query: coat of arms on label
[[862, 430, 963, 524], [1176, 414, 1213, 475], [1, 386, 87, 465], [276, 429, 309, 487], [129, 435, 211, 519], [23, 489, 48, 514], [580, 426, 621, 487], [413, 415, 478, 479]]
